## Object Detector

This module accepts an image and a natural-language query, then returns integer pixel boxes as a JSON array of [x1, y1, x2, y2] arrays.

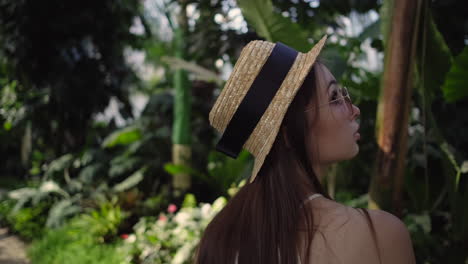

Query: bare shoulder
[[365, 209, 417, 264], [304, 200, 416, 264], [366, 209, 412, 243]]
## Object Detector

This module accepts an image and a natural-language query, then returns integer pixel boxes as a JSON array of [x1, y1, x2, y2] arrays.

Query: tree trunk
[[368, 0, 423, 216], [172, 0, 191, 193]]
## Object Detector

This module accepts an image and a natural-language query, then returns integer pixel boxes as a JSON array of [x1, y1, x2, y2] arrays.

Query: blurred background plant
[[118, 193, 228, 264], [0, 0, 466, 263], [27, 201, 128, 264]]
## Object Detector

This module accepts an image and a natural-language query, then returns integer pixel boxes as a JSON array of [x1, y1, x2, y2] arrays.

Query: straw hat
[[209, 35, 328, 183]]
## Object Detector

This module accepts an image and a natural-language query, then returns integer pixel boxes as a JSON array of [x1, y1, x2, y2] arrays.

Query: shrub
[[28, 226, 126, 264], [28, 202, 127, 264], [6, 201, 48, 240], [119, 194, 227, 264]]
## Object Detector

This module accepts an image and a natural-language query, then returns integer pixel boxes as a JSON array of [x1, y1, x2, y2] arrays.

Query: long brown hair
[[194, 62, 380, 264]]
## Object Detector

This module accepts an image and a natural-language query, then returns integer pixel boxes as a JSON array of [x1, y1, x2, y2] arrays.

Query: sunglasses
[[304, 86, 354, 114]]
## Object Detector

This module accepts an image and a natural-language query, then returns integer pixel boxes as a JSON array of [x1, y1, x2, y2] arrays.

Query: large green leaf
[[237, 0, 311, 52], [206, 149, 253, 193], [112, 167, 146, 193], [109, 156, 141, 178], [44, 154, 74, 178], [102, 126, 142, 148], [45, 199, 81, 228], [442, 46, 468, 103], [163, 163, 205, 179], [78, 164, 103, 183], [416, 15, 453, 101], [8, 187, 36, 213]]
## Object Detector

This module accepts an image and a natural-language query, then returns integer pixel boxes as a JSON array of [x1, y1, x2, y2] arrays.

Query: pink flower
[[120, 234, 129, 239], [159, 214, 167, 222], [167, 204, 177, 213]]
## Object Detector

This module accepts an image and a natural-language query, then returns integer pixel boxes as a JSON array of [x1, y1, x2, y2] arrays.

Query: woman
[[195, 36, 416, 264]]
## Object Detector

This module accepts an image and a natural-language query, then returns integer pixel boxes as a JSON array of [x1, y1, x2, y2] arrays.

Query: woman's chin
[[339, 150, 359, 162], [348, 144, 360, 159]]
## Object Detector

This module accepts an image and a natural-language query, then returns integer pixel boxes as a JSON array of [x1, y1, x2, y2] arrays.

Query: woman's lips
[[354, 132, 361, 140], [353, 123, 360, 140]]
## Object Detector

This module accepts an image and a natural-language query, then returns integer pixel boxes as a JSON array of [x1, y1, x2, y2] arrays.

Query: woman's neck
[[313, 163, 329, 185]]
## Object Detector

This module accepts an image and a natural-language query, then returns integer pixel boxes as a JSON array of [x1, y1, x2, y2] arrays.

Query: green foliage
[[440, 143, 468, 242], [0, 1, 466, 264], [203, 150, 253, 194], [358, 19, 381, 41], [403, 212, 438, 263], [7, 150, 146, 230], [69, 201, 127, 243], [336, 190, 369, 209], [0, 76, 43, 174], [0, 199, 14, 224], [112, 167, 147, 193], [164, 149, 253, 197], [403, 209, 468, 264], [319, 46, 348, 80], [27, 202, 127, 263], [119, 194, 227, 264], [403, 6, 468, 263], [28, 222, 126, 264], [442, 47, 468, 103], [45, 198, 82, 228], [8, 181, 68, 213], [140, 189, 171, 216], [44, 154, 75, 178], [405, 113, 468, 263], [0, 0, 147, 151], [182, 193, 197, 208], [237, 0, 310, 52], [380, 2, 468, 263], [102, 126, 143, 148], [415, 10, 453, 102], [3, 89, 184, 235], [0, 79, 28, 130], [6, 202, 48, 240]]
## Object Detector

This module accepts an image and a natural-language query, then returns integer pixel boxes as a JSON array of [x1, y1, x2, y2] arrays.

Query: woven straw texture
[[209, 35, 327, 183]]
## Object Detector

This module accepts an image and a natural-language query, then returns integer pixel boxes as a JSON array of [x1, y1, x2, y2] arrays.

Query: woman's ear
[[281, 126, 292, 149]]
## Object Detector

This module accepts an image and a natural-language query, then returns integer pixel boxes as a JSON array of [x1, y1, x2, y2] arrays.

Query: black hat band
[[215, 42, 299, 158]]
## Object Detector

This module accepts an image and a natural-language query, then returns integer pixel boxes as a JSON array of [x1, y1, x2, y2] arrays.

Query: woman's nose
[[351, 104, 360, 119]]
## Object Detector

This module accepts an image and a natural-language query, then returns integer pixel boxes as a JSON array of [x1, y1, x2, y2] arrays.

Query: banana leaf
[[237, 0, 310, 52]]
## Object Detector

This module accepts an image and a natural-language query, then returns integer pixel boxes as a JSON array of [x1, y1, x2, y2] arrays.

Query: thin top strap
[[302, 193, 323, 206]]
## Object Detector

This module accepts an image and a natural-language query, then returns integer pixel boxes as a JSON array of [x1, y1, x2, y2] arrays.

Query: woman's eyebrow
[[327, 80, 337, 92]]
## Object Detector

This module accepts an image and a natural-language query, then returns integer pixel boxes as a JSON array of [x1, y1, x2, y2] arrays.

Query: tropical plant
[[234, 0, 468, 263], [6, 150, 147, 229], [237, 0, 310, 52], [5, 201, 48, 240], [164, 149, 253, 198], [442, 47, 468, 103], [28, 206, 128, 264], [68, 200, 128, 243], [29, 231, 125, 264], [119, 193, 227, 264], [370, 0, 468, 262]]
